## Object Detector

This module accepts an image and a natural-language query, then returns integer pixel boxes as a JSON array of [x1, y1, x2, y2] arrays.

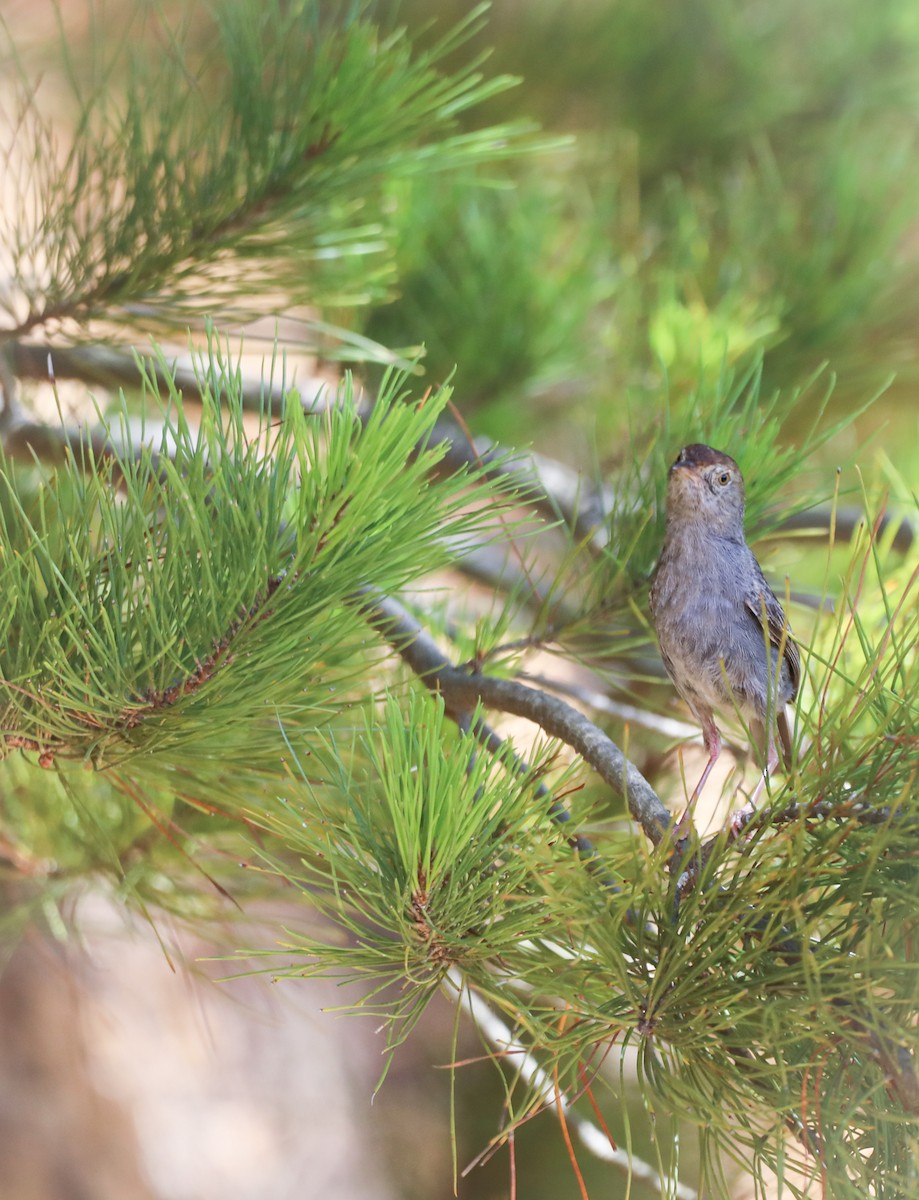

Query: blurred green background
[[358, 0, 919, 494]]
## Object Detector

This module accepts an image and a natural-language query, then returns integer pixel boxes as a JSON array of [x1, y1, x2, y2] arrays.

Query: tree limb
[[356, 587, 672, 847], [8, 340, 912, 558]]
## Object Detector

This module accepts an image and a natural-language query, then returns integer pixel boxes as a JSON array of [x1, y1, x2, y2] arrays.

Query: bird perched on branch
[[649, 444, 799, 823]]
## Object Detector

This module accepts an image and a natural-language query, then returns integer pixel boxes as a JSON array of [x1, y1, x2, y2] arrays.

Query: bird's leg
[[748, 737, 780, 806], [674, 715, 721, 835], [690, 716, 722, 807], [730, 735, 780, 835]]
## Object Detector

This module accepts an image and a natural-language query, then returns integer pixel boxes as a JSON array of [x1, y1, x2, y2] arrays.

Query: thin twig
[[520, 670, 703, 743], [678, 790, 918, 898], [446, 968, 699, 1200]]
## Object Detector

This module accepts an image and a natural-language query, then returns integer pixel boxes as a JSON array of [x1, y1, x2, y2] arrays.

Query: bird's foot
[[727, 803, 755, 839]]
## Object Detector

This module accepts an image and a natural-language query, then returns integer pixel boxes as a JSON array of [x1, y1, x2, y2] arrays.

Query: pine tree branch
[[464, 714, 620, 892], [520, 670, 703, 742], [0, 346, 19, 429], [355, 587, 672, 846], [448, 968, 700, 1200], [7, 341, 336, 413], [672, 801, 919, 1121], [8, 341, 912, 560], [1, 412, 152, 470], [780, 505, 913, 554], [0, 2, 542, 340], [678, 792, 919, 899], [837, 1003, 919, 1117]]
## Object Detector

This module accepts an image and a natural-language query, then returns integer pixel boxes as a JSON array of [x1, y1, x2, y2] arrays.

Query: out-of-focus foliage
[[0, 0, 540, 357], [364, 168, 616, 439], [366, 0, 919, 453]]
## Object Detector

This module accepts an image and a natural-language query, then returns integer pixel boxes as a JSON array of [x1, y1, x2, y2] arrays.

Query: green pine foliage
[[0, 0, 537, 351], [362, 166, 614, 434], [0, 348, 519, 784], [0, 3, 917, 1198], [248, 694, 582, 1047]]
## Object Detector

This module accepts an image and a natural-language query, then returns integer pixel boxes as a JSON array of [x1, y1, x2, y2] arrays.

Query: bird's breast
[[650, 533, 774, 717]]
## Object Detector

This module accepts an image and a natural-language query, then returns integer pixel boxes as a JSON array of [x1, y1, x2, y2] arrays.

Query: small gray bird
[[649, 444, 799, 816]]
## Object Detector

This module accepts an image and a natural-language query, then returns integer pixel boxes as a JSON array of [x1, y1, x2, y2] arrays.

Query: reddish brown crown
[[672, 444, 739, 472]]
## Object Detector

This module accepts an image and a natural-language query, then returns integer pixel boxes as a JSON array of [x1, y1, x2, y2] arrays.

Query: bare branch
[[0, 345, 21, 433], [8, 340, 337, 412], [779, 505, 913, 554], [520, 670, 702, 742]]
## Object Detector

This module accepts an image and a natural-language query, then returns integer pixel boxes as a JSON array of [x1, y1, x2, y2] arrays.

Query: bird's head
[[665, 443, 746, 537]]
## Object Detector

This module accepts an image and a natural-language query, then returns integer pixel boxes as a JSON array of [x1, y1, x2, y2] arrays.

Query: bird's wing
[[744, 564, 801, 700]]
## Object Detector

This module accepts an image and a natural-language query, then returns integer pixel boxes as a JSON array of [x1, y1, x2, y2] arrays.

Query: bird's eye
[[716, 470, 732, 486]]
